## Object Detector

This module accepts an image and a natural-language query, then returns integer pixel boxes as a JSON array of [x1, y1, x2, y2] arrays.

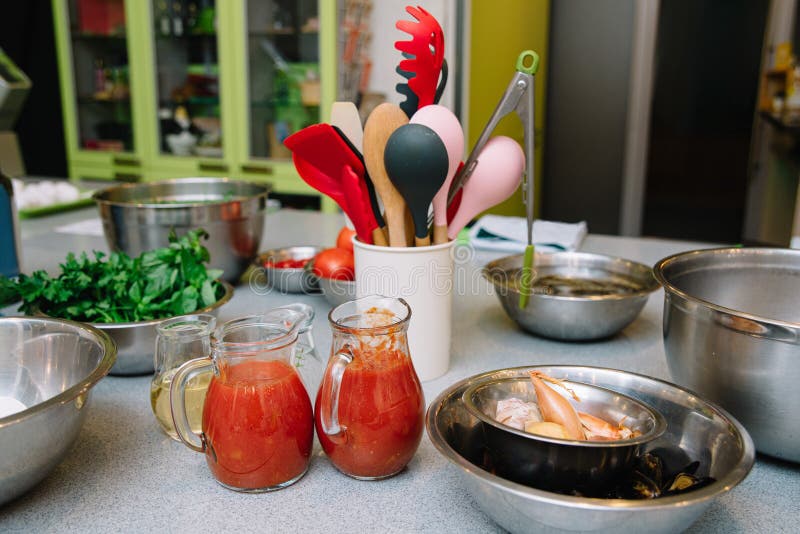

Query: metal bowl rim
[[653, 247, 800, 330], [0, 317, 117, 427], [91, 177, 271, 208], [462, 376, 667, 448], [483, 252, 660, 302], [426, 364, 755, 511]]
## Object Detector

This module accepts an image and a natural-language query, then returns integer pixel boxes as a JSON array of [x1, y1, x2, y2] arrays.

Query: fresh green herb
[[0, 229, 225, 323]]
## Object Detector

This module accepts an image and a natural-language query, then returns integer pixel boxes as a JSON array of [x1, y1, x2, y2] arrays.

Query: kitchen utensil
[[150, 314, 216, 441], [426, 365, 755, 534], [463, 375, 666, 492], [396, 52, 449, 118], [654, 247, 800, 463], [409, 105, 464, 244], [330, 125, 387, 244], [395, 5, 446, 109], [330, 101, 363, 153], [93, 177, 269, 283], [363, 103, 410, 247], [0, 316, 117, 505], [447, 51, 539, 307], [86, 280, 233, 375], [316, 296, 424, 479], [353, 239, 455, 381], [483, 252, 658, 340], [252, 246, 321, 294], [171, 308, 314, 492], [396, 54, 418, 119], [317, 276, 357, 308], [284, 124, 377, 244], [446, 136, 524, 240], [384, 123, 449, 246]]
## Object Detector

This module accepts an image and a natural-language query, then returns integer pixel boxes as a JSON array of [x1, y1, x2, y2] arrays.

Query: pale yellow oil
[[150, 369, 211, 441]]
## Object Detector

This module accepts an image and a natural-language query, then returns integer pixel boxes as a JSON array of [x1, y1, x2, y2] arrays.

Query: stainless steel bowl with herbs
[[0, 230, 233, 375]]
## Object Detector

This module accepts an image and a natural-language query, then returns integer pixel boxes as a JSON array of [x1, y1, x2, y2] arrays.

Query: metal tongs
[[447, 50, 539, 308]]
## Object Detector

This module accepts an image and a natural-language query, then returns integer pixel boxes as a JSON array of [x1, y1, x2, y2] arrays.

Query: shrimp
[[579, 412, 638, 441], [528, 371, 586, 440]]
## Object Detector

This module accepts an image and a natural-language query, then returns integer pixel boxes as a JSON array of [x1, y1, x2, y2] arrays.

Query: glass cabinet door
[[244, 0, 320, 160], [67, 0, 134, 153], [151, 0, 223, 159]]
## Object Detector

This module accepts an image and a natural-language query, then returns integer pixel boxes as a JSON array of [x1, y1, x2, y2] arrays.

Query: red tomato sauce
[[315, 348, 424, 478], [263, 258, 312, 269], [202, 359, 313, 490]]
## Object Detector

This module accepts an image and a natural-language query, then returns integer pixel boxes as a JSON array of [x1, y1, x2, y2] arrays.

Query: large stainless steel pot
[[654, 247, 800, 463], [93, 177, 270, 283], [0, 317, 116, 505]]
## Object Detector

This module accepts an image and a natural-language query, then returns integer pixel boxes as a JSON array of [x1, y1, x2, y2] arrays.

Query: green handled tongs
[[447, 50, 539, 308]]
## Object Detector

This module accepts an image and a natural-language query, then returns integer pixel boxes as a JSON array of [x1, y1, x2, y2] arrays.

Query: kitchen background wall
[[1, 1, 796, 246]]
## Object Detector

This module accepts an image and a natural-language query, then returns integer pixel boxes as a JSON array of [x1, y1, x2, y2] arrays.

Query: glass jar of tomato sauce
[[170, 308, 314, 492], [315, 295, 425, 480]]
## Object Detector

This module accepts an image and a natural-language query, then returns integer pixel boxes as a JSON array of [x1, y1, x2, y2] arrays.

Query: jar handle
[[318, 344, 354, 439], [170, 357, 213, 453]]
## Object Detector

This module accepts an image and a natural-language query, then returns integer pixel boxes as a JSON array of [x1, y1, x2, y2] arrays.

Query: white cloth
[[468, 214, 587, 253]]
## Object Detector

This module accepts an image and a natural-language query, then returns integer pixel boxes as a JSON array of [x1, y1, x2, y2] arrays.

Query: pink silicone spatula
[[410, 105, 464, 244], [447, 136, 525, 240]]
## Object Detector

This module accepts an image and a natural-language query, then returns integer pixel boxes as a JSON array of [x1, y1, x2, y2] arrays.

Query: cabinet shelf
[[78, 95, 131, 104], [154, 32, 217, 40], [54, 0, 335, 212], [70, 30, 127, 40]]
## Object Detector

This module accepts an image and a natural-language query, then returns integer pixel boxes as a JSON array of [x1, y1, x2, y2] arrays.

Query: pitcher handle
[[319, 344, 354, 439], [170, 357, 213, 453]]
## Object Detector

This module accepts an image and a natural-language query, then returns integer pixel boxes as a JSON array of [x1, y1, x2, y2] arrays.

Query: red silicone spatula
[[285, 124, 376, 244]]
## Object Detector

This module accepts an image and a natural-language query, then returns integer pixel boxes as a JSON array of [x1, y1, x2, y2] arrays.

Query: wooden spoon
[[363, 103, 410, 247]]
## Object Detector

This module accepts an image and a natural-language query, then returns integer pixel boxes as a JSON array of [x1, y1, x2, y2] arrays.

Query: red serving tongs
[[395, 5, 446, 111], [284, 124, 377, 244]]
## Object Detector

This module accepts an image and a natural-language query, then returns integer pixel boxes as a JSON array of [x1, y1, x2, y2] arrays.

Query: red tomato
[[313, 248, 355, 281], [336, 227, 357, 252]]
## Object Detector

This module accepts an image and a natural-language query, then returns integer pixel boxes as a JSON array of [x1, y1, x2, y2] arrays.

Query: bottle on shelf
[[172, 1, 184, 37]]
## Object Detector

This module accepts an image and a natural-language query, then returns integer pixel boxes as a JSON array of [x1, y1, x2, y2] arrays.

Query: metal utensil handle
[[170, 357, 213, 453], [447, 50, 540, 206]]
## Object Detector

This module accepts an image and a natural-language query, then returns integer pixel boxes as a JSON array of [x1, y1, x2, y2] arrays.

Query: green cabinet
[[52, 0, 337, 210]]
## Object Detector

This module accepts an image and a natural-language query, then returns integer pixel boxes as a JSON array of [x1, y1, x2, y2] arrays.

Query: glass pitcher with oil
[[150, 314, 216, 440]]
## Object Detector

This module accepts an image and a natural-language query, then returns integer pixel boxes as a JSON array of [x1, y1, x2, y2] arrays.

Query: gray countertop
[[2, 208, 798, 533]]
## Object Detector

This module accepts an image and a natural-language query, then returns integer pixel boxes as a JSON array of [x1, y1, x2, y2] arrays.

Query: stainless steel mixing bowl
[[463, 376, 666, 491], [252, 246, 321, 294], [483, 252, 659, 340], [426, 366, 754, 534], [0, 317, 116, 505], [93, 177, 270, 283], [92, 280, 233, 376], [654, 247, 800, 463]]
